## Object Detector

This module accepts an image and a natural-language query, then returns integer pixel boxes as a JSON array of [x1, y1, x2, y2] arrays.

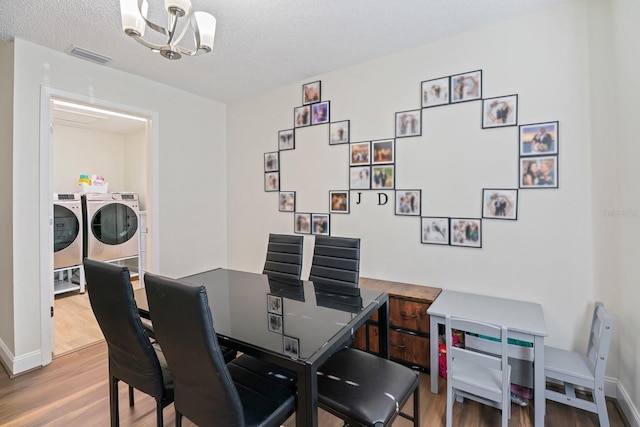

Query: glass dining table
[[134, 268, 390, 427]]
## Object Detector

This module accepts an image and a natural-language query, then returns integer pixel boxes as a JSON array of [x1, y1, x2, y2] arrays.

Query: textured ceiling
[[0, 0, 568, 103]]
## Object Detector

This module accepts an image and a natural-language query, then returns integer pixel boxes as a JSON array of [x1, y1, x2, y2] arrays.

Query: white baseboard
[[0, 338, 42, 376], [614, 379, 640, 427]]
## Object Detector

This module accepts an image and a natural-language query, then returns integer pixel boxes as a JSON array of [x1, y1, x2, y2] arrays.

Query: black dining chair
[[263, 233, 304, 280], [83, 258, 174, 427], [309, 235, 360, 294], [144, 272, 296, 427]]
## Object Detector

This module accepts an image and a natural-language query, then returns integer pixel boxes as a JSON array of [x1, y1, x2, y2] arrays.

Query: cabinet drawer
[[389, 297, 430, 333], [389, 329, 430, 368]]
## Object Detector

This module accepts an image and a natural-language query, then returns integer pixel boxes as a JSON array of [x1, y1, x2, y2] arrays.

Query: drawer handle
[[400, 311, 417, 319], [391, 343, 407, 349]]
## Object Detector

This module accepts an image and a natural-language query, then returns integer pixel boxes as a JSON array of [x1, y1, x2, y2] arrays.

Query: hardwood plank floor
[[0, 342, 627, 427], [53, 290, 104, 357]]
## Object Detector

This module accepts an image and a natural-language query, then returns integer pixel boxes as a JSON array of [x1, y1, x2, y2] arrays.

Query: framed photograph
[[264, 172, 279, 192], [371, 139, 394, 164], [421, 77, 450, 108], [421, 217, 450, 245], [311, 213, 330, 236], [395, 109, 422, 138], [267, 294, 283, 315], [294, 105, 311, 127], [482, 94, 518, 128], [450, 218, 482, 248], [264, 151, 279, 172], [279, 191, 295, 212], [311, 101, 330, 125], [520, 121, 558, 156], [350, 166, 371, 190], [450, 70, 482, 103], [268, 313, 283, 333], [350, 141, 371, 166], [371, 165, 394, 189], [520, 156, 558, 189], [329, 191, 349, 214], [294, 213, 311, 234], [302, 80, 321, 105], [329, 120, 350, 145], [278, 129, 295, 151], [482, 189, 518, 220], [395, 190, 421, 216], [283, 335, 300, 358]]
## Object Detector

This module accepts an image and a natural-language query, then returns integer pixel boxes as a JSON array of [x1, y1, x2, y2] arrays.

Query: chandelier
[[119, 0, 217, 60]]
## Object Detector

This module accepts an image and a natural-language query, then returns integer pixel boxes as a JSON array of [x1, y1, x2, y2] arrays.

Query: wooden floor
[[0, 341, 627, 427], [53, 290, 104, 357]]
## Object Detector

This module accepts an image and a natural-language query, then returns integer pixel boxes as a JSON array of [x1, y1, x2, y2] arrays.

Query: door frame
[[39, 86, 159, 364]]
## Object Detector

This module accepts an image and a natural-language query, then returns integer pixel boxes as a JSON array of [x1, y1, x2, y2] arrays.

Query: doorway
[[40, 88, 158, 362]]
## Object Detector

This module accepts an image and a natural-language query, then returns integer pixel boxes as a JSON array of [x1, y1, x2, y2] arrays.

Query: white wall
[[6, 38, 227, 372], [611, 0, 640, 419], [0, 41, 15, 360], [228, 0, 615, 373], [53, 125, 127, 193]]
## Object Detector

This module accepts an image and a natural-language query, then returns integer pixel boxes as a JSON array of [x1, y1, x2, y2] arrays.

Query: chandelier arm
[[129, 34, 166, 51], [133, 0, 169, 36], [167, 12, 193, 48]]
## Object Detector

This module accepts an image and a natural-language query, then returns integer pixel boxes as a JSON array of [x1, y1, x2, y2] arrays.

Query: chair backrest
[[83, 258, 165, 399], [262, 233, 304, 280], [586, 302, 614, 381], [144, 272, 244, 426], [445, 315, 509, 392], [309, 236, 361, 292]]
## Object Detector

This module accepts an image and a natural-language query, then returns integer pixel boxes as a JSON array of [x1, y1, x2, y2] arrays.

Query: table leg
[[295, 363, 318, 427], [377, 298, 390, 358], [534, 335, 545, 427], [430, 315, 440, 393]]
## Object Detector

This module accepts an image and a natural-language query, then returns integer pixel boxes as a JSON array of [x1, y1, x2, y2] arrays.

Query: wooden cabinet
[[353, 277, 441, 372]]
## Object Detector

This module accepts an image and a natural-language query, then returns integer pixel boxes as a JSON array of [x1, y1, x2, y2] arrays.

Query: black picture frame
[[482, 189, 518, 220], [450, 70, 482, 103], [268, 313, 283, 333], [350, 166, 371, 190], [482, 94, 518, 129], [294, 212, 311, 234], [421, 217, 450, 245], [279, 191, 295, 212], [519, 156, 559, 189], [311, 101, 330, 125], [329, 191, 349, 214], [395, 109, 422, 138], [371, 165, 395, 190], [421, 76, 450, 108], [278, 129, 295, 151], [294, 105, 311, 127], [329, 120, 350, 145], [395, 190, 421, 216], [371, 139, 394, 164], [450, 218, 482, 248], [520, 121, 559, 156], [311, 213, 330, 236], [267, 294, 283, 315], [302, 81, 321, 105], [283, 335, 299, 358], [264, 172, 279, 192], [350, 141, 371, 166], [264, 151, 279, 172]]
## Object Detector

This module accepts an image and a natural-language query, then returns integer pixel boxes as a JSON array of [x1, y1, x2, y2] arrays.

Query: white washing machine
[[83, 193, 140, 262], [53, 193, 83, 269]]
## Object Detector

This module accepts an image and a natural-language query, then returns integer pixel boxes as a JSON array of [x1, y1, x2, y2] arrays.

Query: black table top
[[135, 268, 386, 362]]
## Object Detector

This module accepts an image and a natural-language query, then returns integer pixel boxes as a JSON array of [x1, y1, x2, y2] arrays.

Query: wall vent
[[65, 45, 112, 65]]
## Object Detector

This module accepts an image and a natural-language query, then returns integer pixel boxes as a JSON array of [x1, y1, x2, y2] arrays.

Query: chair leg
[[594, 386, 610, 427], [109, 375, 120, 427], [413, 383, 420, 427], [156, 401, 164, 427], [129, 386, 134, 407], [446, 384, 454, 427], [175, 410, 183, 427]]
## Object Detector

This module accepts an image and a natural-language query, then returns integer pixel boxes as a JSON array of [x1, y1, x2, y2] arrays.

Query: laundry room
[[51, 99, 150, 356]]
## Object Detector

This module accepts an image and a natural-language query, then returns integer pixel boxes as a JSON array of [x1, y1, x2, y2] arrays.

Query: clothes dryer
[[53, 193, 84, 269], [83, 193, 140, 262]]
